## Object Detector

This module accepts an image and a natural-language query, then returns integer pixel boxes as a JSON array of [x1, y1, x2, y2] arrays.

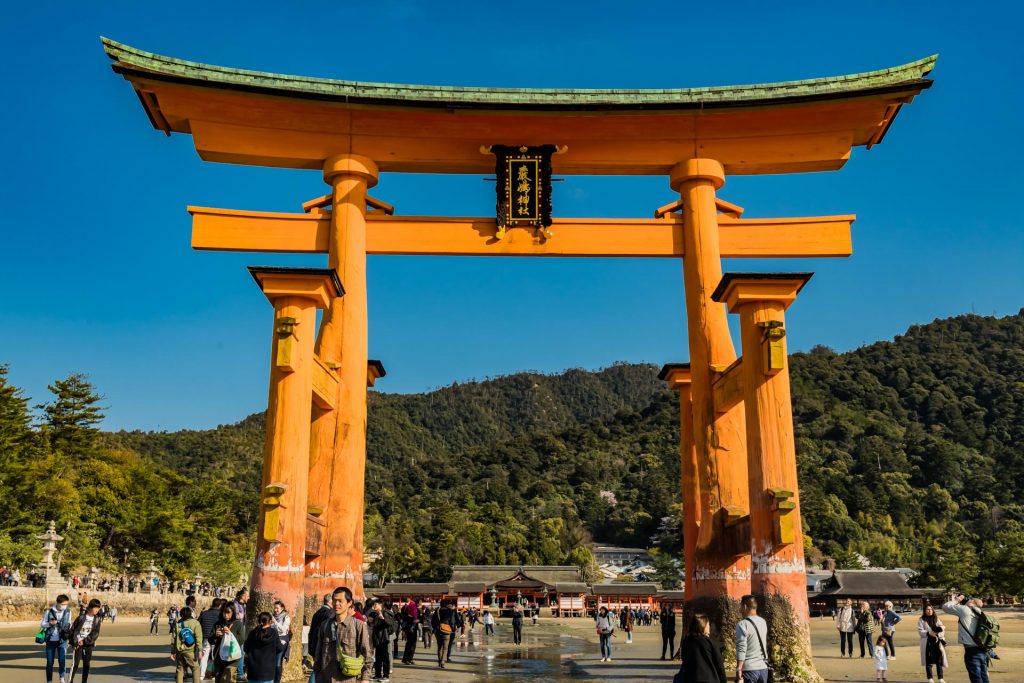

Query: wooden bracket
[[262, 483, 288, 543], [758, 320, 786, 374], [301, 193, 394, 215], [653, 197, 744, 219], [770, 488, 796, 546], [711, 359, 744, 414]]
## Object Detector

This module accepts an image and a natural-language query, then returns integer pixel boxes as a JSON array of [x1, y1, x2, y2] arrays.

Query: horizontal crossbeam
[[189, 207, 853, 258]]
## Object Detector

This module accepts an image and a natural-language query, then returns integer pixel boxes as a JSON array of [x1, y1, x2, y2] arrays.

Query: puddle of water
[[467, 629, 587, 681]]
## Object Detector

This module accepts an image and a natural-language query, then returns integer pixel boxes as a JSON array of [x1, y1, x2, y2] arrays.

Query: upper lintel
[[101, 38, 937, 175]]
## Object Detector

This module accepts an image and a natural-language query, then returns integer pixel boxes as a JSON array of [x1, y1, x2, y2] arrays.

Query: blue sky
[[1, 1, 1021, 431]]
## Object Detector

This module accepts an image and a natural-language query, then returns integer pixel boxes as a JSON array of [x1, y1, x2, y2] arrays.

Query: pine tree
[[40, 373, 104, 456]]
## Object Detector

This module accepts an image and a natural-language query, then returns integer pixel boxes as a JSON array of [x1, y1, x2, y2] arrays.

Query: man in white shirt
[[735, 595, 769, 683]]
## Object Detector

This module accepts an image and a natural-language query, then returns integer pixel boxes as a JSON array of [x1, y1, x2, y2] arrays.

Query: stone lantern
[[35, 521, 66, 588], [145, 562, 160, 592]]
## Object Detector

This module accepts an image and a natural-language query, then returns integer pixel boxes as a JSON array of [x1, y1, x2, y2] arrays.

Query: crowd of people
[[33, 585, 1001, 683]]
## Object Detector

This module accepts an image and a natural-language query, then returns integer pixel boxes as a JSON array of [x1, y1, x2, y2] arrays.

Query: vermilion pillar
[[249, 266, 340, 680], [307, 154, 378, 601], [713, 272, 812, 617], [658, 364, 699, 600], [670, 159, 751, 600]]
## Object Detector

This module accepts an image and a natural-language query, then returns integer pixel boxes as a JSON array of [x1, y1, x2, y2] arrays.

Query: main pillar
[[249, 266, 340, 680], [670, 159, 751, 600], [714, 272, 818, 682], [306, 154, 379, 602], [658, 364, 699, 600]]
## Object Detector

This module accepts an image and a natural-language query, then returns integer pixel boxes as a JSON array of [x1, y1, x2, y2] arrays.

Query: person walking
[[660, 605, 676, 660], [210, 602, 245, 683], [419, 606, 433, 648], [595, 606, 615, 663], [942, 594, 992, 683], [169, 606, 180, 635], [856, 600, 875, 658], [431, 600, 457, 669], [511, 604, 524, 646], [400, 597, 418, 665], [311, 586, 372, 683], [171, 606, 202, 683], [446, 606, 462, 662], [198, 598, 225, 681], [244, 612, 285, 683], [835, 598, 856, 658], [271, 601, 291, 683], [109, 607, 117, 623], [151, 608, 161, 635], [735, 595, 770, 683], [481, 609, 494, 636], [677, 613, 727, 683], [68, 598, 103, 683], [368, 600, 397, 681], [41, 593, 72, 683], [918, 603, 948, 683]]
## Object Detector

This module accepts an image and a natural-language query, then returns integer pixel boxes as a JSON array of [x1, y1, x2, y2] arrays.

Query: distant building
[[591, 546, 652, 567], [808, 570, 943, 613]]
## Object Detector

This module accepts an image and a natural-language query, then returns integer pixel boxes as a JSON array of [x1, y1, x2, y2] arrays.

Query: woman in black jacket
[[210, 602, 245, 683], [244, 612, 284, 683], [677, 613, 727, 683], [69, 598, 104, 683]]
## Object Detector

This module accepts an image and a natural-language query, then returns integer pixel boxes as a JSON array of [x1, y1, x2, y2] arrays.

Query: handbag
[[35, 628, 47, 644], [745, 617, 774, 683], [339, 652, 365, 677]]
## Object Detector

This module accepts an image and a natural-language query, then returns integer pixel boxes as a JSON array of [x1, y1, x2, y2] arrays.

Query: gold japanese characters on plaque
[[488, 144, 556, 238]]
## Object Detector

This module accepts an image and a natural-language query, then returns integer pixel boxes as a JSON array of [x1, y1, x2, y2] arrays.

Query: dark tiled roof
[[657, 590, 686, 600], [820, 571, 923, 597], [554, 583, 591, 594], [451, 582, 486, 593], [102, 38, 936, 111], [592, 583, 660, 596], [374, 583, 450, 595], [449, 566, 582, 585]]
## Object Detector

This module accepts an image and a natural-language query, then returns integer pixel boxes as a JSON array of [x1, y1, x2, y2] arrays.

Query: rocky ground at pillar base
[[0, 612, 1021, 681]]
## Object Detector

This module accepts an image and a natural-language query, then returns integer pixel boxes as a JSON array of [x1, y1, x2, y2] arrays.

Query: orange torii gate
[[103, 38, 934, 678]]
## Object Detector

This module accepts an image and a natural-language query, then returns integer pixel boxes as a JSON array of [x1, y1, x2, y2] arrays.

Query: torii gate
[[103, 38, 934, 678]]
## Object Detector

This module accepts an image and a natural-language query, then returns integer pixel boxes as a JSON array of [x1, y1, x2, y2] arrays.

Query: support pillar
[[713, 272, 812, 613], [658, 364, 698, 600], [670, 159, 750, 600], [306, 154, 378, 602], [249, 266, 340, 680], [713, 272, 819, 683]]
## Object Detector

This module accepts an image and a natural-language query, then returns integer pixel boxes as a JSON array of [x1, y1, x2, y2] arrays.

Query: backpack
[[176, 621, 197, 650], [964, 607, 1000, 649]]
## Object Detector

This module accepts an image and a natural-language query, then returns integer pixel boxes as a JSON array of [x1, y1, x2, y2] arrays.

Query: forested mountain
[[1, 311, 1022, 594]]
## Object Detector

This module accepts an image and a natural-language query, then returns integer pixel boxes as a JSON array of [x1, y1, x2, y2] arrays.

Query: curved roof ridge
[[101, 37, 935, 108]]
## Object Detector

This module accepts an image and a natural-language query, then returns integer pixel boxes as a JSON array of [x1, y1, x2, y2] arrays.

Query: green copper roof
[[102, 38, 935, 110]]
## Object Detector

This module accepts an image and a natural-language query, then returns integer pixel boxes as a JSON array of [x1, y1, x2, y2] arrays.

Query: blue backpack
[[176, 621, 197, 650]]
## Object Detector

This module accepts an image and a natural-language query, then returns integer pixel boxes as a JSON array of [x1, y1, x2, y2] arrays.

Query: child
[[873, 634, 888, 682]]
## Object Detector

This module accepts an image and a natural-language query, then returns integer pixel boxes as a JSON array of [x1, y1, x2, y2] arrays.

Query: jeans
[[882, 632, 895, 656], [512, 623, 522, 645], [926, 662, 944, 679], [839, 631, 854, 655], [742, 671, 770, 683], [964, 646, 990, 683], [402, 626, 418, 662], [446, 629, 456, 660], [858, 631, 872, 656], [199, 642, 213, 679], [435, 633, 448, 666], [661, 634, 675, 659], [373, 643, 391, 678], [72, 645, 94, 683], [422, 626, 432, 647], [599, 632, 612, 659], [484, 623, 493, 636], [45, 640, 67, 682]]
